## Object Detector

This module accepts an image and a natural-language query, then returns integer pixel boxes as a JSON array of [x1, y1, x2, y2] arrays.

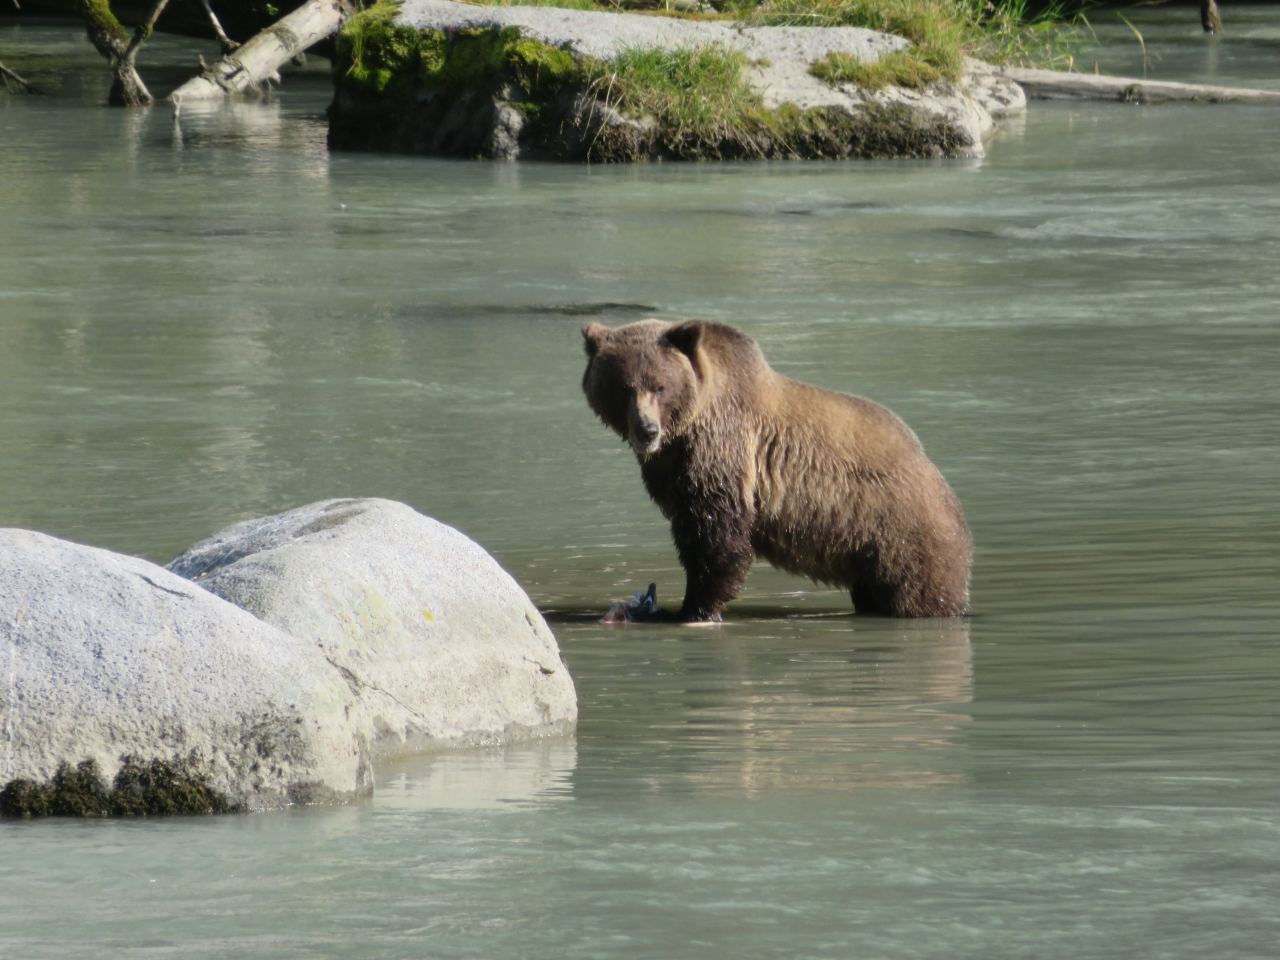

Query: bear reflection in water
[[581, 320, 971, 623]]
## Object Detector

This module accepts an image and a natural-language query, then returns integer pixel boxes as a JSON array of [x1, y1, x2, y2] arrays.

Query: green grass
[[459, 0, 737, 17], [809, 47, 941, 89], [587, 44, 762, 145], [744, 0, 972, 79], [460, 0, 599, 10], [743, 0, 1083, 77], [582, 44, 964, 159]]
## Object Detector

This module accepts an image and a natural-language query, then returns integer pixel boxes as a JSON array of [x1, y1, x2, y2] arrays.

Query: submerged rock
[[328, 0, 1024, 161], [167, 499, 577, 762], [0, 530, 370, 814]]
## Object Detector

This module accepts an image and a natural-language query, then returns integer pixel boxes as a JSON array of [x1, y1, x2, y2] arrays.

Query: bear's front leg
[[670, 503, 754, 623]]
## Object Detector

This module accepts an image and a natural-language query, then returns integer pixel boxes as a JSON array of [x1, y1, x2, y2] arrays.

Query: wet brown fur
[[581, 319, 971, 621]]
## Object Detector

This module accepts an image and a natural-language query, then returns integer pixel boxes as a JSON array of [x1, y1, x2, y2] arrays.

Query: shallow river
[[2, 9, 1278, 958]]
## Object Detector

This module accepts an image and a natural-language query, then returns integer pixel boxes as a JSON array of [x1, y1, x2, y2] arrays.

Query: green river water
[[1, 9, 1278, 958]]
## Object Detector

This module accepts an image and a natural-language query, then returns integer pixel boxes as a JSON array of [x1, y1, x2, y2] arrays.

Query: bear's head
[[581, 319, 706, 458]]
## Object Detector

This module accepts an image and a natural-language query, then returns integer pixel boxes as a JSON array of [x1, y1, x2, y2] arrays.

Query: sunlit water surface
[[1, 10, 1278, 958]]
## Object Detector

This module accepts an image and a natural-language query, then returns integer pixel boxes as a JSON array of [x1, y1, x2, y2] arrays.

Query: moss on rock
[[810, 47, 941, 90], [337, 5, 585, 99], [584, 100, 965, 161], [0, 756, 241, 819], [331, 5, 596, 155]]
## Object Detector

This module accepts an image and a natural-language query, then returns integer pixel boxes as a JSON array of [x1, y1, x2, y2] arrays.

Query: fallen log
[[168, 0, 349, 101], [996, 66, 1280, 106]]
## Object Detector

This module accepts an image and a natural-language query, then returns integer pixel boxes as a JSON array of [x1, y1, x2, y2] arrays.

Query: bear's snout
[[628, 393, 663, 456], [631, 419, 661, 454]]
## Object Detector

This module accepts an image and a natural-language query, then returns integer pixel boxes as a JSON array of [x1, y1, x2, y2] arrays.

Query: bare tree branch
[[122, 0, 173, 64], [198, 0, 240, 55], [1, 59, 43, 94]]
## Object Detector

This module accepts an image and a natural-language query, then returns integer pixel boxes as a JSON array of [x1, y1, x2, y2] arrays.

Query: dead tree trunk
[[168, 0, 349, 102], [77, 0, 147, 105], [994, 66, 1280, 105], [76, 0, 172, 106]]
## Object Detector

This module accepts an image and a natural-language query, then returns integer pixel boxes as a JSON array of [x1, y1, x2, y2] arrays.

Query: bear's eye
[[654, 385, 665, 395]]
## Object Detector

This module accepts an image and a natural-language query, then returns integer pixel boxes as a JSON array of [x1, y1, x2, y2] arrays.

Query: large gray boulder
[[330, 0, 1024, 161], [167, 499, 577, 762], [393, 0, 1022, 148], [0, 530, 370, 812]]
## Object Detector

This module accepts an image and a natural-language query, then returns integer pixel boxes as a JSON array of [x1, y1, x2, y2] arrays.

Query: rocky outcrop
[[0, 530, 370, 813], [328, 0, 1025, 161], [1, 500, 576, 816], [167, 499, 577, 762]]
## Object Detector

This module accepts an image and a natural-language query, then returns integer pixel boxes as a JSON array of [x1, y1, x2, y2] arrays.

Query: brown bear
[[581, 319, 971, 621]]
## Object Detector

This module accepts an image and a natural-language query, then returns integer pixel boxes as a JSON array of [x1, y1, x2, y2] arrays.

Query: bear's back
[[747, 375, 964, 588]]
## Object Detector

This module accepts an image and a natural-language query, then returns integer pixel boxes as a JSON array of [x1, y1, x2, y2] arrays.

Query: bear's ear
[[581, 321, 609, 358], [582, 321, 609, 358], [662, 321, 705, 366]]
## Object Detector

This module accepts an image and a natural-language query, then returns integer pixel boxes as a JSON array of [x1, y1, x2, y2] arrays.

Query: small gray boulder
[[168, 499, 577, 762]]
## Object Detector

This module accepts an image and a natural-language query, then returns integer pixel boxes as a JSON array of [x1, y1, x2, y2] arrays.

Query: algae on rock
[[331, 7, 595, 157], [1, 756, 240, 819], [339, 5, 583, 98], [1, 499, 577, 818]]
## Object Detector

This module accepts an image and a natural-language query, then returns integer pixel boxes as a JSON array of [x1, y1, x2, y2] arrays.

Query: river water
[[2, 9, 1278, 958]]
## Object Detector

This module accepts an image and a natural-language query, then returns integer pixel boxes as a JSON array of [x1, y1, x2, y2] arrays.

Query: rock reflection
[[373, 739, 577, 811]]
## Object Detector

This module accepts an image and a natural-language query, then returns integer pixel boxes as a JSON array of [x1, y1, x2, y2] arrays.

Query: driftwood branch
[[169, 0, 348, 102], [199, 0, 240, 55], [996, 66, 1280, 106], [1, 59, 43, 93]]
